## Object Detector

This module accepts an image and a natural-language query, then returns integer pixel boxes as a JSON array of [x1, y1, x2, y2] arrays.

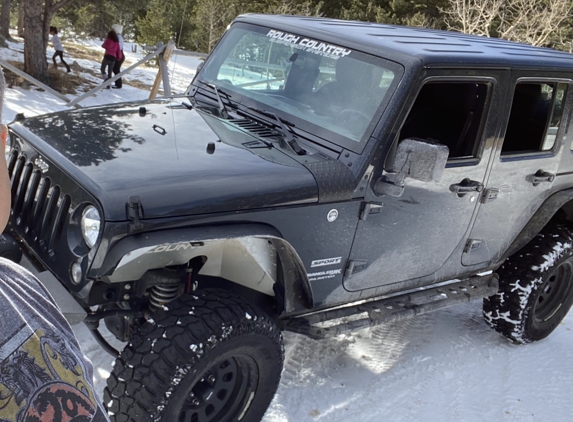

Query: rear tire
[[483, 223, 573, 344], [104, 289, 283, 422]]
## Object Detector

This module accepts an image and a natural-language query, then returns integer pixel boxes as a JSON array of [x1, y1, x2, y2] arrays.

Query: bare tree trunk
[[22, 0, 75, 83], [17, 0, 24, 36], [0, 0, 11, 39], [23, 0, 48, 82]]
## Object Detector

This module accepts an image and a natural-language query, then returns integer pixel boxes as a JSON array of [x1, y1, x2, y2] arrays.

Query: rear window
[[502, 82, 568, 155]]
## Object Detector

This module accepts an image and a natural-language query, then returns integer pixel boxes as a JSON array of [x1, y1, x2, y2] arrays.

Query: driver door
[[344, 70, 508, 291]]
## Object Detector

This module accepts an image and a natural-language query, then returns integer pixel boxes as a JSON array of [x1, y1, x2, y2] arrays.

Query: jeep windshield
[[194, 23, 403, 152]]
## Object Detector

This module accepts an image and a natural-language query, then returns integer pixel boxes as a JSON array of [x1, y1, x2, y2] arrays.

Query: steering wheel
[[267, 94, 311, 111], [336, 108, 371, 128]]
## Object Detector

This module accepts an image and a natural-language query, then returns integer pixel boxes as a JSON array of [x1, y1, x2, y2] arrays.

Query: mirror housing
[[374, 138, 449, 197]]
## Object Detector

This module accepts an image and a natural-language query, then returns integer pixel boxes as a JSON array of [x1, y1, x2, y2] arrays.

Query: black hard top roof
[[236, 14, 573, 70]]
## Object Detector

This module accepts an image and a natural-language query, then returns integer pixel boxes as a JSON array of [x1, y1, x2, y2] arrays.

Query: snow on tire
[[483, 223, 573, 344], [104, 289, 284, 422]]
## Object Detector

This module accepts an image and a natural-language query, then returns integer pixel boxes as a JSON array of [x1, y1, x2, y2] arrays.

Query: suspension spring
[[149, 284, 181, 310]]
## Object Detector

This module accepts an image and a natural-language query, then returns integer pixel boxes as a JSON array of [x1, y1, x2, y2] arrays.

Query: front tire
[[104, 290, 284, 422], [483, 223, 573, 344]]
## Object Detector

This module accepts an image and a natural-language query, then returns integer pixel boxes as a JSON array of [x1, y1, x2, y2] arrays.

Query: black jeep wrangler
[[4, 13, 573, 422]]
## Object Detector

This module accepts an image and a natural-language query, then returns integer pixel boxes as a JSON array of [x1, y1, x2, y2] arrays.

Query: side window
[[399, 82, 490, 160], [502, 82, 568, 155]]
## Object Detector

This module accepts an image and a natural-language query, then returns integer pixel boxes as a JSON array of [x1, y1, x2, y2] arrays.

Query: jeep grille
[[8, 149, 71, 255]]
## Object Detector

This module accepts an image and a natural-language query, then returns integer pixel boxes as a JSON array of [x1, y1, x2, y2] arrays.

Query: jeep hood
[[14, 99, 319, 221]]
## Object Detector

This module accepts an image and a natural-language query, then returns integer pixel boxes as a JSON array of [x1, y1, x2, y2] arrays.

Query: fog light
[[71, 261, 82, 284]]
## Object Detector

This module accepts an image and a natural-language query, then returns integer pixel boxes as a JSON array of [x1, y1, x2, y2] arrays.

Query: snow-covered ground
[[2, 36, 573, 422], [74, 303, 573, 422], [1, 36, 201, 121]]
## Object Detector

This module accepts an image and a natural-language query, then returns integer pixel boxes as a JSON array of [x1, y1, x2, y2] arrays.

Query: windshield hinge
[[126, 196, 144, 233], [480, 187, 500, 204], [345, 259, 368, 278], [359, 202, 383, 220]]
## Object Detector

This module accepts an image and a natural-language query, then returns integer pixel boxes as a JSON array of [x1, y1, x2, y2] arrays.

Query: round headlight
[[81, 206, 101, 248]]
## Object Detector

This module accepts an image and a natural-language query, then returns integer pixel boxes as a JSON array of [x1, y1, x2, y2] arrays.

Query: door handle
[[526, 170, 555, 186], [449, 178, 484, 197]]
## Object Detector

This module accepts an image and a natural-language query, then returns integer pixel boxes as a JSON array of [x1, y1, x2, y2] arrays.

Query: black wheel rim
[[177, 356, 257, 422], [534, 260, 573, 322]]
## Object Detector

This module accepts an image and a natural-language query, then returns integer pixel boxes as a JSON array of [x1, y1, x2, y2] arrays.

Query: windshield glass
[[196, 23, 403, 150]]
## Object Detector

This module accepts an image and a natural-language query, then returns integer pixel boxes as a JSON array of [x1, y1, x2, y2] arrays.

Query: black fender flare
[[96, 223, 312, 314], [504, 188, 573, 260]]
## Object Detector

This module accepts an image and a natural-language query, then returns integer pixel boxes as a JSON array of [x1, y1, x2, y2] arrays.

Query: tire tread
[[104, 289, 283, 422], [483, 223, 573, 343]]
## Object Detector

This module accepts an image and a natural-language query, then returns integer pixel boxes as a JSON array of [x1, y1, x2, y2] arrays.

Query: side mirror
[[374, 138, 449, 197]]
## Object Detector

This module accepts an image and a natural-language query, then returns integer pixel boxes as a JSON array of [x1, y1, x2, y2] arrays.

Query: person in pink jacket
[[100, 30, 122, 83]]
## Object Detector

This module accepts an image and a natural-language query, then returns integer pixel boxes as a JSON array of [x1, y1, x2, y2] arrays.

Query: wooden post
[[149, 42, 165, 100], [149, 40, 175, 99], [160, 40, 176, 97]]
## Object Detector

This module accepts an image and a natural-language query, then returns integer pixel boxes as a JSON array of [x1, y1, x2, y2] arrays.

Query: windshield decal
[[266, 29, 352, 59]]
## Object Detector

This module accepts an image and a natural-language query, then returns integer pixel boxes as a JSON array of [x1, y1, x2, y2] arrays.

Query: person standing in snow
[[49, 26, 71, 73], [111, 24, 125, 89], [0, 69, 110, 421], [100, 30, 121, 84]]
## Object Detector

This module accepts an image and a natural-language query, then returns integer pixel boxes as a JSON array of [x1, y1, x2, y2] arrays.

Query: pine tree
[[135, 0, 193, 48], [191, 0, 234, 52], [57, 0, 150, 38], [0, 0, 11, 40]]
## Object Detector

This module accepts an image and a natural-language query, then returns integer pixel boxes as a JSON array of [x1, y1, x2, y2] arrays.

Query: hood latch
[[126, 195, 144, 233]]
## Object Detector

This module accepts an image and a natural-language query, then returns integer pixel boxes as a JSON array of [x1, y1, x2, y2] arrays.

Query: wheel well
[[194, 274, 279, 317], [104, 234, 313, 317], [192, 236, 313, 317], [558, 199, 573, 223], [504, 189, 573, 260]]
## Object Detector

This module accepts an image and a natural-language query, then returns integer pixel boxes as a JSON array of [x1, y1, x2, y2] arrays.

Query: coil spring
[[149, 284, 181, 310]]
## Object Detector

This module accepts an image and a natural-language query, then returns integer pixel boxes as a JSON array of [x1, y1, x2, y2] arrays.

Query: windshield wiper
[[195, 83, 305, 155], [247, 107, 306, 155], [198, 80, 231, 119]]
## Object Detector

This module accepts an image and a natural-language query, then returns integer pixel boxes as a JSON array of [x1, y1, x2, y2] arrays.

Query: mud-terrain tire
[[104, 289, 284, 422], [483, 223, 573, 344]]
